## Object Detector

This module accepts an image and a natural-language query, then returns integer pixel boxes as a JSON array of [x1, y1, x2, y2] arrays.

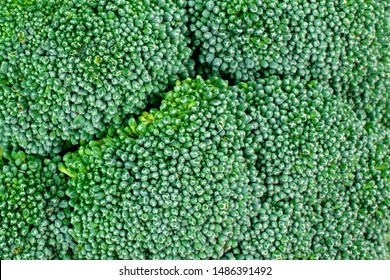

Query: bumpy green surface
[[0, 0, 388, 261], [223, 76, 390, 259], [60, 77, 259, 259], [58, 76, 389, 260], [0, 0, 192, 155], [0, 151, 74, 259], [187, 0, 388, 88]]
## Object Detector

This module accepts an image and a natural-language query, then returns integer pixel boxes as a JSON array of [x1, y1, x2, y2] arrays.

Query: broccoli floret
[[0, 150, 74, 259], [0, 0, 388, 261], [60, 76, 260, 259], [60, 75, 389, 260], [187, 0, 387, 91], [222, 76, 389, 260], [0, 0, 192, 155]]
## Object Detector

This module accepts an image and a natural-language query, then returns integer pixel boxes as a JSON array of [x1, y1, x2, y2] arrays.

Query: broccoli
[[0, 0, 192, 155], [220, 76, 389, 260], [0, 0, 388, 261], [187, 0, 388, 91], [0, 149, 74, 259], [59, 76, 260, 259], [58, 76, 389, 259]]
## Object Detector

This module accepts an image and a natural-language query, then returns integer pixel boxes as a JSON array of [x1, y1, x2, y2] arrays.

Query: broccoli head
[[187, 0, 388, 93], [0, 150, 74, 259], [222, 76, 389, 259], [60, 76, 260, 259], [0, 0, 192, 155]]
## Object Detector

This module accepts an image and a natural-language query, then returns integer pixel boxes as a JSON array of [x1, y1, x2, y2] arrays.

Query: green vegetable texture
[[0, 150, 74, 259], [0, 0, 388, 260], [226, 76, 389, 259], [58, 76, 388, 260], [0, 0, 192, 155], [59, 77, 258, 259], [188, 0, 388, 85]]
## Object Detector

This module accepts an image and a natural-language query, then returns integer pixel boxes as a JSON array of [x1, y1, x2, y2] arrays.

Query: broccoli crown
[[222, 76, 389, 260], [0, 151, 74, 259], [60, 76, 262, 259], [58, 76, 389, 260], [0, 0, 192, 155], [187, 0, 388, 89], [0, 0, 388, 261]]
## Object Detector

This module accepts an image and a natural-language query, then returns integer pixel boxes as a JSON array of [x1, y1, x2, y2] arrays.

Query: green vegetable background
[[0, 0, 389, 259]]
